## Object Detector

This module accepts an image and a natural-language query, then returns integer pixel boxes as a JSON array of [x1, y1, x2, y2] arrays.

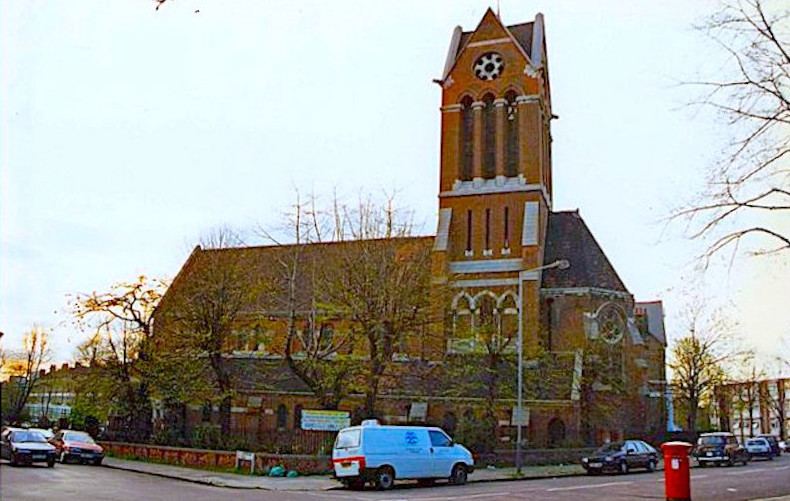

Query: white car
[[745, 437, 774, 460], [332, 420, 474, 490]]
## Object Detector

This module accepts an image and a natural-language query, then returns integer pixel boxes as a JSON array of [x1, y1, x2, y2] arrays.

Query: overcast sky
[[2, 0, 788, 372]]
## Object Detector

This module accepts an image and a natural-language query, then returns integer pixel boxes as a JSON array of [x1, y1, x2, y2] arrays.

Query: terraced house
[[154, 9, 667, 450]]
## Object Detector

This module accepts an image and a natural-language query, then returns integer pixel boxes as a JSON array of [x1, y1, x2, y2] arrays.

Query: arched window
[[475, 294, 497, 345], [548, 418, 566, 448], [276, 404, 288, 429], [453, 295, 472, 339], [294, 404, 303, 430], [482, 93, 496, 178], [499, 293, 518, 343], [442, 412, 458, 435], [505, 90, 519, 177], [460, 96, 474, 181]]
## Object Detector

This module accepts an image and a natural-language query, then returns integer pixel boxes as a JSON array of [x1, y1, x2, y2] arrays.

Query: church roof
[[542, 211, 630, 293]]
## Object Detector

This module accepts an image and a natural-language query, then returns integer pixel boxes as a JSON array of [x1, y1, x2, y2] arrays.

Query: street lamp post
[[516, 259, 569, 474]]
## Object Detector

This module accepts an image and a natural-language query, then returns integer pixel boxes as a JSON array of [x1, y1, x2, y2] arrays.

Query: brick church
[[155, 9, 667, 449]]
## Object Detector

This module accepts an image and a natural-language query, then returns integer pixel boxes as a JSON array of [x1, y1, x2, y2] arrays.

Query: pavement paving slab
[[102, 457, 586, 490]]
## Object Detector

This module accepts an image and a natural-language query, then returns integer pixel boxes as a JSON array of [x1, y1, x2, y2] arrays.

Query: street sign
[[511, 406, 529, 426]]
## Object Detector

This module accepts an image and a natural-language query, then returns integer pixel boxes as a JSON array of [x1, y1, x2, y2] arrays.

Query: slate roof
[[542, 211, 630, 293], [224, 354, 575, 401], [157, 236, 434, 317]]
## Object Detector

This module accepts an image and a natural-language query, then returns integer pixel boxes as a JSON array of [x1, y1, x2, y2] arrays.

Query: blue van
[[332, 420, 474, 490]]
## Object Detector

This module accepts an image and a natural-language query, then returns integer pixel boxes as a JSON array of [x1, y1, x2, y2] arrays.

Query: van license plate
[[33, 454, 46, 460]]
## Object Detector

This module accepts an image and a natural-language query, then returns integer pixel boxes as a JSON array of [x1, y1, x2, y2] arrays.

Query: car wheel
[[698, 461, 707, 468], [374, 466, 395, 491], [9, 453, 17, 467], [449, 464, 468, 486], [725, 456, 734, 467], [93, 458, 103, 466], [618, 461, 629, 475], [647, 460, 656, 472], [47, 459, 55, 468]]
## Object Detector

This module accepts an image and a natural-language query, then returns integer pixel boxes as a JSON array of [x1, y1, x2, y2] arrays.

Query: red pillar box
[[661, 441, 694, 501]]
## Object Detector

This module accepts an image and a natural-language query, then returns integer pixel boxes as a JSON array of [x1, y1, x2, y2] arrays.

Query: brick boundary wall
[[100, 441, 597, 474], [98, 442, 332, 475]]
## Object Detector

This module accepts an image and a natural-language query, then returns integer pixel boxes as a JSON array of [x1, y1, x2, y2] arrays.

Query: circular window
[[473, 52, 505, 81], [598, 303, 625, 344]]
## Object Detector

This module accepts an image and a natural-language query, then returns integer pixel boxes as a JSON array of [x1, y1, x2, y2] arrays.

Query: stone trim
[[466, 37, 512, 48], [540, 287, 632, 300], [441, 104, 463, 113], [450, 258, 523, 274]]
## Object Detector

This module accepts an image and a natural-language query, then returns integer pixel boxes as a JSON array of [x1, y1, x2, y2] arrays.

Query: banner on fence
[[301, 409, 351, 431]]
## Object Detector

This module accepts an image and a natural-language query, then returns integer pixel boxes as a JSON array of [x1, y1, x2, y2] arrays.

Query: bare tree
[[258, 190, 361, 409], [158, 228, 268, 436], [1, 326, 51, 424], [316, 193, 432, 417], [676, 0, 790, 262]]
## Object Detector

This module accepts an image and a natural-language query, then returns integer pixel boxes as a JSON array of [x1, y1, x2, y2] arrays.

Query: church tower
[[432, 9, 554, 352]]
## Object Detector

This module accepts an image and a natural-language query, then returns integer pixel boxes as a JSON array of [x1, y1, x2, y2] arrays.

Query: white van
[[332, 420, 474, 490]]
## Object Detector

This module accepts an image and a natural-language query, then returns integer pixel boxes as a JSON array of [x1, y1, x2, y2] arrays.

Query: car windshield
[[13, 431, 47, 443], [698, 436, 725, 445], [65, 432, 95, 443], [747, 439, 765, 445], [595, 442, 624, 454], [335, 429, 361, 449]]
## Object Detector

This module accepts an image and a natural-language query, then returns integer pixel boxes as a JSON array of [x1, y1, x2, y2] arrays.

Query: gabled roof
[[442, 9, 546, 81], [156, 236, 435, 320], [456, 20, 534, 62], [542, 211, 630, 293]]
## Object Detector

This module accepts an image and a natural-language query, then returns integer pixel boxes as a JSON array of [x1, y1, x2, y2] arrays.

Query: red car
[[50, 430, 104, 465]]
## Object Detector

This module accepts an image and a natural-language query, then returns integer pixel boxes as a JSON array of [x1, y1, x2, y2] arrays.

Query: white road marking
[[395, 492, 512, 501], [546, 481, 633, 492]]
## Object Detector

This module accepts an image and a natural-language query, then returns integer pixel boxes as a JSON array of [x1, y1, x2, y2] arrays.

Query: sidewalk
[[102, 457, 586, 491]]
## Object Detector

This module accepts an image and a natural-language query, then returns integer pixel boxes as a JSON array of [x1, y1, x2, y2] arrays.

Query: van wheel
[[450, 464, 468, 485], [374, 467, 395, 490]]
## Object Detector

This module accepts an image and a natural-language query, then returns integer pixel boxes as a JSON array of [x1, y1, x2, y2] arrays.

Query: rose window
[[473, 52, 505, 81]]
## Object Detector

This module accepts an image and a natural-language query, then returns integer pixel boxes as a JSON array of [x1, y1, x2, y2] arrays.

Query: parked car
[[745, 437, 775, 460], [693, 432, 749, 467], [0, 429, 57, 467], [49, 430, 104, 465], [757, 435, 782, 456], [581, 439, 659, 475], [332, 420, 474, 490], [29, 428, 55, 440]]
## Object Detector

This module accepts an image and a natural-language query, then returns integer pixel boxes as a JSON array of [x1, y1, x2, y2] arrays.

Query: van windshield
[[335, 429, 361, 449]]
